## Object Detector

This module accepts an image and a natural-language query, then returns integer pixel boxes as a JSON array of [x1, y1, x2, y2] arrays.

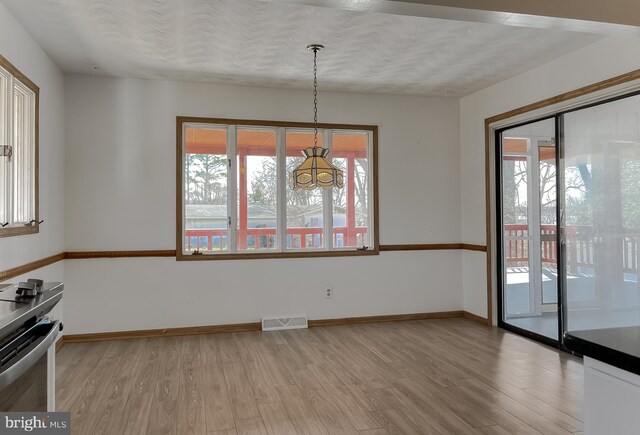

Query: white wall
[[63, 75, 462, 333], [0, 3, 65, 273], [64, 252, 461, 333], [460, 36, 640, 319]]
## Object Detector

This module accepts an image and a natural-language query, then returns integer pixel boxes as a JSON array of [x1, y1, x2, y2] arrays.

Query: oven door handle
[[0, 320, 59, 391]]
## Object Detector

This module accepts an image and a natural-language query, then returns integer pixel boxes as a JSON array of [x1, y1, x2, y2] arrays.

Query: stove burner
[[16, 282, 38, 298]]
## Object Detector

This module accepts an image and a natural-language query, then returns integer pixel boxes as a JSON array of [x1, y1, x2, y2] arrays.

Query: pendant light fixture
[[291, 44, 344, 190]]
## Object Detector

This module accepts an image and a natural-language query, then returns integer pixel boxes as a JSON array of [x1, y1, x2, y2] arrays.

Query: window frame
[[0, 54, 39, 239], [176, 116, 379, 261]]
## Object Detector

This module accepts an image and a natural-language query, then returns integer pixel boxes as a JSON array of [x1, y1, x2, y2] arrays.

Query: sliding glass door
[[498, 118, 559, 342], [563, 93, 640, 332], [497, 90, 640, 347]]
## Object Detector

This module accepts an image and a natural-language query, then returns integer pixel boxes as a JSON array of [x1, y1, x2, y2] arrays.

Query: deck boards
[[56, 318, 583, 434]]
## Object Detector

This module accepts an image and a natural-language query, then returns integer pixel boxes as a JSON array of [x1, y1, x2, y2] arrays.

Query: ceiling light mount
[[291, 44, 344, 190]]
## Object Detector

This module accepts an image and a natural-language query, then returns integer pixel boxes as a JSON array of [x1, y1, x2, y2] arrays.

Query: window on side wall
[[177, 117, 378, 260], [0, 55, 39, 238]]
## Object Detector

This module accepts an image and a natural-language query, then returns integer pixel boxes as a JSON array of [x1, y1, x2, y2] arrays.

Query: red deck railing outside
[[185, 227, 368, 251], [504, 224, 640, 273]]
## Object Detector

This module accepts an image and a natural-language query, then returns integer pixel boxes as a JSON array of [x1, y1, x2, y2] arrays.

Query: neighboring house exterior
[[186, 204, 276, 229], [185, 204, 363, 229]]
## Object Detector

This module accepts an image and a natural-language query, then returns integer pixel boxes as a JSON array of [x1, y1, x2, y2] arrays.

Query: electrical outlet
[[325, 287, 333, 299]]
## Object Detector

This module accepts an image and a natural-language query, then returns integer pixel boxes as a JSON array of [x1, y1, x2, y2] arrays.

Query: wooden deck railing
[[504, 224, 560, 265], [185, 227, 368, 251], [504, 224, 640, 273]]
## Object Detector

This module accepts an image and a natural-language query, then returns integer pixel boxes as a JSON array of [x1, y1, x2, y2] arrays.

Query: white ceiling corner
[[1, 0, 602, 96]]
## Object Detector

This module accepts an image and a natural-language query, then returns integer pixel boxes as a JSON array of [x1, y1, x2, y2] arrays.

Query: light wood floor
[[56, 318, 584, 435]]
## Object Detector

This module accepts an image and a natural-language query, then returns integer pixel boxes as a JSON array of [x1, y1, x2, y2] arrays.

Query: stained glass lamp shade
[[292, 147, 344, 190]]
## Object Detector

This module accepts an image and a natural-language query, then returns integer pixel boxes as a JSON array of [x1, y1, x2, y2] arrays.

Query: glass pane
[[286, 129, 324, 249], [564, 94, 640, 332], [501, 118, 558, 340], [540, 146, 558, 307], [237, 128, 277, 251], [502, 157, 532, 315], [184, 125, 228, 253], [0, 72, 7, 225], [332, 131, 369, 248], [12, 83, 34, 224]]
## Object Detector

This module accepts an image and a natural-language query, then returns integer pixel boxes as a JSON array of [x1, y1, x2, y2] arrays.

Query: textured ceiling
[[1, 0, 601, 96]]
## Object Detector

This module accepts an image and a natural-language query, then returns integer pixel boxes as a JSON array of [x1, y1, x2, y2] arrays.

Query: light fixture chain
[[313, 47, 318, 148], [292, 43, 343, 191]]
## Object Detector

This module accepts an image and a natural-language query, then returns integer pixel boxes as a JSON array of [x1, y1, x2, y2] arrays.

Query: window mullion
[[227, 125, 237, 253], [323, 129, 333, 251], [180, 123, 187, 254], [276, 127, 286, 252], [367, 131, 375, 248], [6, 74, 13, 226], [29, 88, 35, 222], [0, 73, 6, 225]]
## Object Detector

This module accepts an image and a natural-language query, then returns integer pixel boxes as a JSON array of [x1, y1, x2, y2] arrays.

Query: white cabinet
[[584, 357, 640, 434]]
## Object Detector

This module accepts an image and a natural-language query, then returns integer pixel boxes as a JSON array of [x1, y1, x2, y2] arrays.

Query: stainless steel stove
[[0, 282, 63, 412]]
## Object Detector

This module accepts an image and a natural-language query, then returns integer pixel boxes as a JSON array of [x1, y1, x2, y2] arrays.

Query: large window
[[177, 117, 378, 260], [0, 55, 38, 238]]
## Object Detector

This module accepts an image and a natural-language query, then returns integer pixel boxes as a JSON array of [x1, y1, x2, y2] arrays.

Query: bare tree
[[185, 153, 227, 205]]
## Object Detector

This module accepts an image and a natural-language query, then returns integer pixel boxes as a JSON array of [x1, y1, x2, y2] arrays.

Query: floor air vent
[[262, 315, 308, 331]]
